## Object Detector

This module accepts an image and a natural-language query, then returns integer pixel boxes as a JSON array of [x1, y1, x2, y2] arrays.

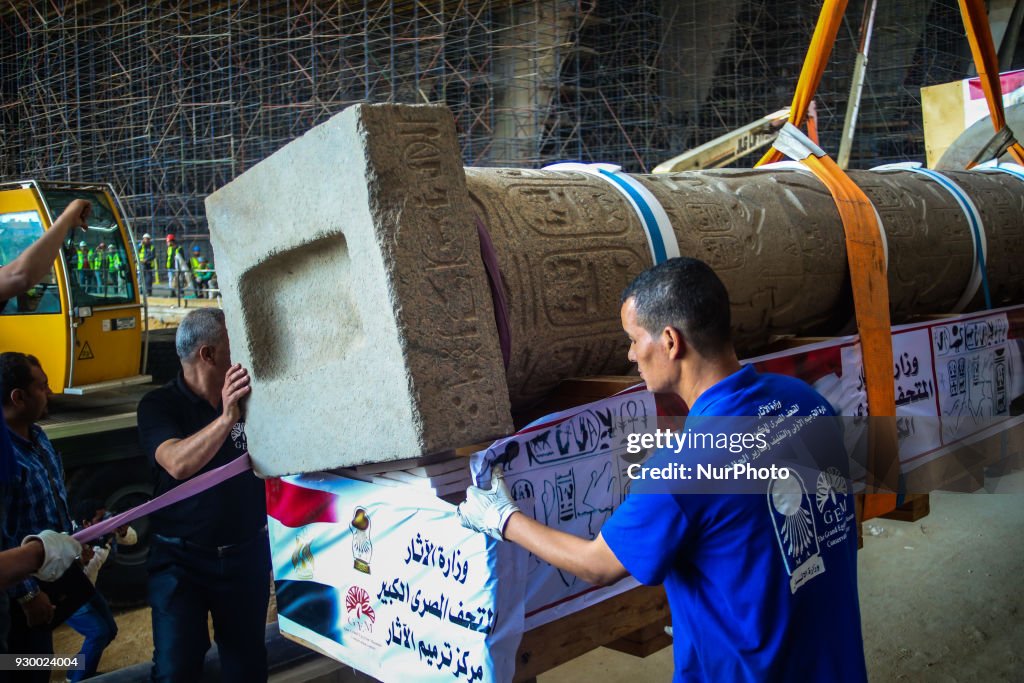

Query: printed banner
[[752, 306, 1024, 473], [931, 314, 1011, 444], [268, 474, 526, 683], [470, 389, 657, 629]]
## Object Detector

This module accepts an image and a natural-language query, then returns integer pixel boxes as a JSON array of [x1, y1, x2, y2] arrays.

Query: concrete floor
[[538, 470, 1024, 683]]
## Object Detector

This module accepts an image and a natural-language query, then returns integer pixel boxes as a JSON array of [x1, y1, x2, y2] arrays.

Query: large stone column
[[469, 164, 1024, 407], [207, 103, 1024, 475]]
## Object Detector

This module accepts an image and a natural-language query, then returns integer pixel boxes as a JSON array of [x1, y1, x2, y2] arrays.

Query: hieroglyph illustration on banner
[[470, 389, 657, 629], [931, 312, 1011, 443]]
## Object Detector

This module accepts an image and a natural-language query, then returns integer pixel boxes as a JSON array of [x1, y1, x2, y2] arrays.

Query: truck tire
[[68, 459, 154, 607]]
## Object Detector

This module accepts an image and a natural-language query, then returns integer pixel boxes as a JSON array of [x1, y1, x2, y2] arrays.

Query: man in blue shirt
[[1, 352, 76, 681], [0, 200, 90, 662], [459, 257, 866, 682]]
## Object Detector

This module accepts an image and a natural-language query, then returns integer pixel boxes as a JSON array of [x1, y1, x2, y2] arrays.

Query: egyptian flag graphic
[[266, 477, 340, 527], [267, 478, 345, 644]]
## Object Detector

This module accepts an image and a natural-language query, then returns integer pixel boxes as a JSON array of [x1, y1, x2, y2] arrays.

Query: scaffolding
[[0, 1, 973, 240]]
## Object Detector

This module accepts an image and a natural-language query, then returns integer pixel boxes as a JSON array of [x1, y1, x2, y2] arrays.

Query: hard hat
[[97, 242, 105, 248], [142, 233, 151, 239], [192, 245, 201, 253], [107, 244, 116, 250], [79, 240, 87, 247], [166, 234, 175, 242]]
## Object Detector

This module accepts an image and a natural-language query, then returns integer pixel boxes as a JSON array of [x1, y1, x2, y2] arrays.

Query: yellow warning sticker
[[78, 342, 94, 360]]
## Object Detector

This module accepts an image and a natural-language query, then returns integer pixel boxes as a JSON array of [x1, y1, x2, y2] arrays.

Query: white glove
[[116, 526, 138, 546], [458, 469, 520, 541], [83, 545, 110, 585], [23, 530, 82, 582]]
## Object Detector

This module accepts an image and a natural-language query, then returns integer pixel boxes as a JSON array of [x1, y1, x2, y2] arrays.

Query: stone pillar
[[208, 103, 1024, 474], [468, 165, 1024, 408]]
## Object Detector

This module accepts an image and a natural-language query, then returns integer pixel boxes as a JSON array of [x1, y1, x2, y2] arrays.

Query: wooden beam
[[514, 585, 669, 681]]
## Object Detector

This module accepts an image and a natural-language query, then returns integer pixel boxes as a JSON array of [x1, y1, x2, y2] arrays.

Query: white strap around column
[[872, 162, 990, 312], [544, 162, 679, 265]]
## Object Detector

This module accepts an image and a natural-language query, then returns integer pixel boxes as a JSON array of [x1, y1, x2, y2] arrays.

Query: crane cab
[[0, 181, 149, 394]]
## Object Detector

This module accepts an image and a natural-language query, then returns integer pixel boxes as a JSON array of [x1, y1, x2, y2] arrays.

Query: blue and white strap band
[[544, 162, 679, 265], [872, 162, 991, 312], [972, 160, 1024, 184]]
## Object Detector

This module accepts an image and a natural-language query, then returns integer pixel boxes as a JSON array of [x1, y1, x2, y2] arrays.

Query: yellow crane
[[0, 180, 150, 393]]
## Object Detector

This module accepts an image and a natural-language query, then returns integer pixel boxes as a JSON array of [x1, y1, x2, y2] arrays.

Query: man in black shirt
[[137, 308, 269, 683]]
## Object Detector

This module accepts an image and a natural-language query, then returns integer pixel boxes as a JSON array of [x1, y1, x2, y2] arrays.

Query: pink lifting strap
[[73, 453, 253, 544], [475, 216, 511, 370]]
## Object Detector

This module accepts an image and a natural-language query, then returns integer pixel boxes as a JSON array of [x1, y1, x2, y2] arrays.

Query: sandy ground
[[49, 472, 1024, 681], [48, 590, 277, 681]]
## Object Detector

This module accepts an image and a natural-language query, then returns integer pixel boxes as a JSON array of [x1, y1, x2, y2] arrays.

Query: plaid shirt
[[2, 424, 72, 600]]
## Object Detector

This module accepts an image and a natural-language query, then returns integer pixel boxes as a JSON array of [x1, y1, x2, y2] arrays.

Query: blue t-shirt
[[601, 365, 866, 683]]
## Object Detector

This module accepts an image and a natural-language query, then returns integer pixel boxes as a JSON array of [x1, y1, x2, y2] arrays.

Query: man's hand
[[23, 530, 82, 582], [80, 545, 95, 564], [458, 469, 520, 541], [61, 199, 92, 232], [221, 363, 251, 424], [21, 592, 55, 627]]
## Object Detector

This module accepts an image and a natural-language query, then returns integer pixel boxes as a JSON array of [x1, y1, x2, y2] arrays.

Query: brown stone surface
[[469, 165, 1024, 408]]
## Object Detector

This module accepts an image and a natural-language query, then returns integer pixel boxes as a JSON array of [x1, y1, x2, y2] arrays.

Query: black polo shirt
[[137, 373, 266, 548]]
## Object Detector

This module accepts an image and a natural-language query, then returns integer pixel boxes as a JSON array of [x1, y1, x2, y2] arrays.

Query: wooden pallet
[[880, 493, 931, 523], [514, 586, 670, 681]]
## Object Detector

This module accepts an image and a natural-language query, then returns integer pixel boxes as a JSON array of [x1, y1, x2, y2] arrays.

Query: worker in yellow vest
[[196, 256, 217, 298], [105, 244, 124, 294], [188, 246, 205, 298], [74, 241, 91, 290], [138, 233, 158, 296], [90, 242, 105, 292], [165, 234, 185, 296]]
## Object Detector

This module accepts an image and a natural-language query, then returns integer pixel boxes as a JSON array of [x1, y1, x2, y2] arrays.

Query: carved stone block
[[207, 104, 512, 476]]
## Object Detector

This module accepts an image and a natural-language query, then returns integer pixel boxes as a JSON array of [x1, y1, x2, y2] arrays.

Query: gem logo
[[345, 585, 375, 633], [291, 532, 314, 580], [351, 507, 372, 574], [816, 466, 850, 527], [230, 421, 247, 451], [815, 467, 848, 513], [768, 471, 825, 594]]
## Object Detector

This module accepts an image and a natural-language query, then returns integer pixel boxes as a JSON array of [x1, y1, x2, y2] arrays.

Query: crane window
[[44, 190, 135, 307], [0, 210, 61, 315]]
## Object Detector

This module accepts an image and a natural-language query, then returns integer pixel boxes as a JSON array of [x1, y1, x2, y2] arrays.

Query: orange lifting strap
[[757, 0, 847, 167], [756, 0, 898, 518], [958, 0, 1024, 166], [767, 126, 900, 518]]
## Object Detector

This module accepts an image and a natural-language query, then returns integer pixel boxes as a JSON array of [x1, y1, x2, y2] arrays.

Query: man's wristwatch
[[16, 590, 39, 605]]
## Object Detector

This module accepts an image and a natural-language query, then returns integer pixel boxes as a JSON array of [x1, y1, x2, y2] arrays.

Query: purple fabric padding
[[475, 216, 511, 370], [73, 453, 252, 544]]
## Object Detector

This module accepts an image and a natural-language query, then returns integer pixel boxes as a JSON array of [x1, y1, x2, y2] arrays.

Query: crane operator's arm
[[0, 199, 90, 301]]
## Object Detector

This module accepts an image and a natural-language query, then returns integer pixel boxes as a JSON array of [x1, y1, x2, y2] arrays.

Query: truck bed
[[41, 384, 158, 440]]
